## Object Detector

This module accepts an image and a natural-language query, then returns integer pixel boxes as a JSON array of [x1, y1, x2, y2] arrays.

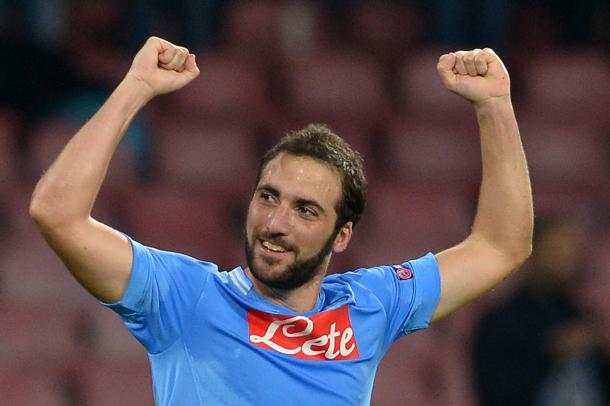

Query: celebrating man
[[30, 37, 532, 404]]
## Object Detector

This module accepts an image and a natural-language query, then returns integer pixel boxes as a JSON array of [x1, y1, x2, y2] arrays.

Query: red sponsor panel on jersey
[[248, 306, 360, 361]]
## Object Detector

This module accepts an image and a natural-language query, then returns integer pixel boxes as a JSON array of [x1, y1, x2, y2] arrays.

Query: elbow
[[29, 187, 45, 223], [515, 242, 533, 267], [519, 226, 534, 265], [29, 187, 53, 228], [29, 195, 72, 233], [30, 175, 89, 233], [507, 237, 533, 270], [474, 231, 533, 270], [29, 181, 72, 231]]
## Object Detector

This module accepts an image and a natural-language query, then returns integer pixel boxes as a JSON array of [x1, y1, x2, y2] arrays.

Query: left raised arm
[[432, 49, 533, 321]]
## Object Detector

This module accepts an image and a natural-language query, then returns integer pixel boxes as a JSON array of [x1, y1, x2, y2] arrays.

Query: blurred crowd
[[1, 1, 610, 405]]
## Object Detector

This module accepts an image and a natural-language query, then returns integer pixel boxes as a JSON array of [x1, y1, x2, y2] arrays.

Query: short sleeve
[[102, 236, 216, 353], [347, 253, 441, 345]]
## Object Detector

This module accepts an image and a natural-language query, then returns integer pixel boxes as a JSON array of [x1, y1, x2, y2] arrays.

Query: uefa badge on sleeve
[[392, 265, 413, 280]]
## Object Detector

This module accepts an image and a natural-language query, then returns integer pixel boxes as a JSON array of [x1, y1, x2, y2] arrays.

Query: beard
[[245, 228, 338, 291]]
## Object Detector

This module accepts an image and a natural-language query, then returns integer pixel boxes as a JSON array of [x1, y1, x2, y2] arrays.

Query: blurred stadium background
[[1, 1, 610, 405]]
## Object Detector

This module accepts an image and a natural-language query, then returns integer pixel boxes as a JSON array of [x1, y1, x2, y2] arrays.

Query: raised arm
[[29, 37, 199, 303], [432, 49, 533, 321]]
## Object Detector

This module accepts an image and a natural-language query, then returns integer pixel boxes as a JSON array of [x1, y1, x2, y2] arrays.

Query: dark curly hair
[[254, 124, 367, 229]]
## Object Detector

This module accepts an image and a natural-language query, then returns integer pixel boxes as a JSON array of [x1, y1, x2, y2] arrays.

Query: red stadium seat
[[347, 184, 471, 268], [285, 50, 388, 124], [532, 190, 601, 216], [223, 0, 285, 61], [0, 302, 86, 369], [344, 2, 425, 64], [223, 0, 333, 66], [521, 50, 610, 127], [154, 121, 258, 196], [373, 328, 477, 406], [169, 52, 270, 126], [122, 185, 245, 270], [0, 365, 75, 406], [518, 118, 607, 195], [1, 189, 95, 308], [571, 232, 610, 345], [80, 358, 153, 406], [27, 117, 139, 190], [88, 307, 148, 362], [398, 50, 473, 123], [385, 118, 480, 193]]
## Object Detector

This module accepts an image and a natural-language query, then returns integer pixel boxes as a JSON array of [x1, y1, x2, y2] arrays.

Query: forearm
[[471, 97, 533, 262], [30, 78, 152, 228]]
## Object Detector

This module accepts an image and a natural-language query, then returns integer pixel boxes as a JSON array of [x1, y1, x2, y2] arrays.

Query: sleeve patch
[[392, 265, 413, 280]]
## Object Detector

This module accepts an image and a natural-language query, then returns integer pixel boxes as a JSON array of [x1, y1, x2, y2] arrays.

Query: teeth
[[262, 241, 287, 253]]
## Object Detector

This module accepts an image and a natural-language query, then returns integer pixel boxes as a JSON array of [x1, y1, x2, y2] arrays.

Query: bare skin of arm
[[432, 49, 534, 321], [29, 37, 200, 303]]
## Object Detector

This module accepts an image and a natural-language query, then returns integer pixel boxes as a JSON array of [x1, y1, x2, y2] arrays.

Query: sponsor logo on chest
[[247, 306, 360, 361]]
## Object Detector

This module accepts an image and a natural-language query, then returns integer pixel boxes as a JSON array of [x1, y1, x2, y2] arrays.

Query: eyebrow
[[256, 184, 327, 215]]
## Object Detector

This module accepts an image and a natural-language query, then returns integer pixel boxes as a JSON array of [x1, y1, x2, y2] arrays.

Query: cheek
[[298, 227, 332, 254], [245, 207, 258, 236], [246, 205, 274, 240]]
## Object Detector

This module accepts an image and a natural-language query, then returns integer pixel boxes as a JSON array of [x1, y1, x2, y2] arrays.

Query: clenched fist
[[437, 48, 510, 107], [125, 36, 200, 100]]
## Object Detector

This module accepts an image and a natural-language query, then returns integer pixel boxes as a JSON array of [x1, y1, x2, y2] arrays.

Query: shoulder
[[323, 253, 440, 313], [126, 237, 225, 298], [129, 237, 220, 274], [327, 253, 438, 288], [323, 265, 410, 310]]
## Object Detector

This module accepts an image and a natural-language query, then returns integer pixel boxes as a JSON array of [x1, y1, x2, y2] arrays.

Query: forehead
[[258, 153, 342, 208]]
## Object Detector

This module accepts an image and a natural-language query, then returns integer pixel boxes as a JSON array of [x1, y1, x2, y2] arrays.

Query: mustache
[[256, 232, 296, 252]]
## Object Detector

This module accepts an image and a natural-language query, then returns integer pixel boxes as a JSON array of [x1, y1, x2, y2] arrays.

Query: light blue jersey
[[104, 237, 441, 405]]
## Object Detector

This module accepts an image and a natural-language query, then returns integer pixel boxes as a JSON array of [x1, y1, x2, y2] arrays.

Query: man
[[30, 37, 532, 404]]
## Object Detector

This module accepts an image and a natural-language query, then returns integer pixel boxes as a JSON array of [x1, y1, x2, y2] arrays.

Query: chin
[[245, 235, 328, 291], [251, 260, 291, 283]]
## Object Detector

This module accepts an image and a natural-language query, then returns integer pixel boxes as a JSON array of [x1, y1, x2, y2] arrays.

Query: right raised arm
[[29, 37, 199, 303]]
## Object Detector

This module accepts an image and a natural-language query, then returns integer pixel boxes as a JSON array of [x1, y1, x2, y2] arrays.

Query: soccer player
[[30, 37, 533, 404]]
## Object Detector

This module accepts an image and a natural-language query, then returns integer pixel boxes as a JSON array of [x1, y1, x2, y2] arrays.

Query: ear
[[332, 222, 353, 253]]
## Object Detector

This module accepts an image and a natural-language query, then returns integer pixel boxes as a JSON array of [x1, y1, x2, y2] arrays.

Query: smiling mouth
[[261, 240, 288, 253]]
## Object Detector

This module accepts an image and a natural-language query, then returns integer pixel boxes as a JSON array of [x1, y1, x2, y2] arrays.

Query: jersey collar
[[227, 267, 252, 296], [227, 267, 355, 315]]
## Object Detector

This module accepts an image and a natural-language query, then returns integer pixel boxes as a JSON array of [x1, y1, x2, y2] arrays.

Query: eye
[[297, 205, 317, 218], [259, 191, 275, 203]]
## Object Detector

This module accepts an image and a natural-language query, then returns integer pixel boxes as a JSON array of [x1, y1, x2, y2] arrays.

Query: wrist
[[474, 95, 518, 133], [118, 75, 157, 106], [474, 95, 513, 116]]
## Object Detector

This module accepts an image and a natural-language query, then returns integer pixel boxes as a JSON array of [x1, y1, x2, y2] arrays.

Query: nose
[[265, 203, 292, 235]]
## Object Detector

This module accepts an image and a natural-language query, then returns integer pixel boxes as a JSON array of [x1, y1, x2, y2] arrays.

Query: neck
[[244, 268, 325, 313]]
